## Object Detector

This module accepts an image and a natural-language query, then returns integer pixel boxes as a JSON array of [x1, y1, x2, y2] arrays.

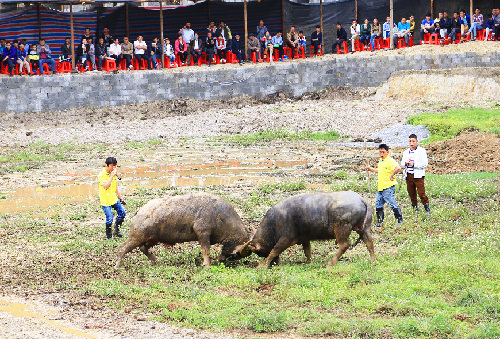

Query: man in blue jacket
[[331, 23, 347, 53], [311, 25, 322, 55], [231, 33, 245, 64], [2, 41, 17, 76]]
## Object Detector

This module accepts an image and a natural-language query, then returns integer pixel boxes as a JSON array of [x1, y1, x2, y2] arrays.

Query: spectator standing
[[392, 17, 411, 47], [81, 27, 93, 43], [61, 37, 72, 61], [400, 134, 430, 214], [2, 41, 16, 76], [350, 20, 360, 52], [95, 37, 107, 70], [189, 33, 202, 64], [360, 19, 371, 47], [420, 14, 435, 38], [247, 32, 261, 61], [121, 36, 134, 70], [215, 34, 227, 63], [134, 35, 151, 70], [216, 21, 232, 45], [331, 23, 347, 53], [310, 25, 322, 56], [256, 20, 267, 57], [205, 32, 216, 66], [370, 18, 382, 51], [179, 22, 195, 64], [175, 35, 189, 65], [102, 27, 113, 47], [439, 11, 452, 38], [469, 8, 483, 40], [207, 21, 217, 36], [16, 42, 30, 75], [163, 38, 176, 65], [37, 39, 56, 74], [109, 38, 122, 68], [366, 144, 403, 227], [231, 33, 245, 64], [272, 31, 284, 62], [286, 26, 299, 59]]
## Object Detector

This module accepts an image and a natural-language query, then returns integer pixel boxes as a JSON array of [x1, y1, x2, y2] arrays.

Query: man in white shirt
[[400, 134, 430, 214], [350, 20, 360, 52], [179, 22, 195, 44], [134, 35, 151, 70]]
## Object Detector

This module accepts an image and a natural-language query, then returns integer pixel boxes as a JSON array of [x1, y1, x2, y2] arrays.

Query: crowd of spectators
[[1, 8, 499, 76]]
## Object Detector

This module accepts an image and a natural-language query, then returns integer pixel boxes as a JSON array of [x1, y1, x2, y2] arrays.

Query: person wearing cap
[[231, 33, 245, 64], [366, 144, 403, 227], [247, 32, 261, 61]]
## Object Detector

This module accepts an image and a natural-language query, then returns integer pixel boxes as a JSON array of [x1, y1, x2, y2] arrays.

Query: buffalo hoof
[[257, 261, 268, 268]]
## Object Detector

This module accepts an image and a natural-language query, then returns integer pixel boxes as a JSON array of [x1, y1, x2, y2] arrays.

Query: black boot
[[412, 204, 418, 212], [105, 223, 112, 239], [375, 208, 384, 227], [113, 219, 123, 238], [393, 207, 403, 226], [423, 203, 431, 215]]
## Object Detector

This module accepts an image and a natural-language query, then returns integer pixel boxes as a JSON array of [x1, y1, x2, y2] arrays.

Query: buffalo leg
[[326, 240, 350, 267], [115, 239, 143, 268], [139, 244, 157, 264], [259, 237, 292, 268], [302, 241, 312, 263], [362, 229, 376, 263]]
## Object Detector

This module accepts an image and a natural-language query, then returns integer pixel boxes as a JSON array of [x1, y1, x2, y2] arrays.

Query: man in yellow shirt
[[367, 144, 403, 226], [98, 157, 126, 239]]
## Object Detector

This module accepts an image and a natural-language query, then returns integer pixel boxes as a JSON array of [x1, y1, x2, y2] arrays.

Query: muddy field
[[0, 85, 499, 338]]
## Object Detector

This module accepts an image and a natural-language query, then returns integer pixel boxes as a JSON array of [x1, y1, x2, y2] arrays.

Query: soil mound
[[427, 131, 500, 174]]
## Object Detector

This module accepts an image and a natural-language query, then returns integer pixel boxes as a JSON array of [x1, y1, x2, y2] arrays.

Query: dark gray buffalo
[[115, 193, 251, 268], [240, 191, 375, 267]]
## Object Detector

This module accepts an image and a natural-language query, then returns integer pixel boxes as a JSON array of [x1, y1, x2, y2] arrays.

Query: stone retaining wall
[[1, 51, 500, 113]]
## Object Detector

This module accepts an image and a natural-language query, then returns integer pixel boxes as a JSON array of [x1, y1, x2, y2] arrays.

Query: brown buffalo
[[115, 193, 251, 268]]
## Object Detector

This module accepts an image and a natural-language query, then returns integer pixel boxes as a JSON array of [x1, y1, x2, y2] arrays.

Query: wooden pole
[[390, 0, 394, 49], [159, 1, 164, 68], [355, 0, 358, 21], [281, 0, 285, 33], [320, 0, 323, 55], [244, 0, 248, 60], [497, 161, 500, 227], [430, 0, 434, 19], [470, 0, 473, 21], [70, 2, 75, 69], [125, 3, 130, 38], [37, 3, 42, 40]]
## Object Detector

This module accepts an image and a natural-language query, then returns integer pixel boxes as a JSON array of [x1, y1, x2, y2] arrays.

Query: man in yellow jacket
[[367, 144, 403, 226], [98, 157, 126, 239]]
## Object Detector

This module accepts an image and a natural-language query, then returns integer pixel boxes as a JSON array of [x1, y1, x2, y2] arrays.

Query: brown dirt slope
[[427, 131, 500, 174]]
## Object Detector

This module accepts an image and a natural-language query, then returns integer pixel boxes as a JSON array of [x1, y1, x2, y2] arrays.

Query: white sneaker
[[129, 65, 133, 69]]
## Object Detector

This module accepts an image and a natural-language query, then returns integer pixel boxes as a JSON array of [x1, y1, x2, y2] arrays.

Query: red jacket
[[174, 39, 187, 54]]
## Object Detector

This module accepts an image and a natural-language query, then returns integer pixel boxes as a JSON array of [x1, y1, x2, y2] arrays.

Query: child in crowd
[[163, 38, 176, 65], [298, 31, 307, 50], [485, 15, 495, 40], [28, 44, 39, 74], [216, 34, 226, 63], [264, 31, 274, 62]]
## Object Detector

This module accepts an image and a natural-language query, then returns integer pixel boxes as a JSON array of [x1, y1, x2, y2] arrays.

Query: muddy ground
[[0, 86, 499, 338]]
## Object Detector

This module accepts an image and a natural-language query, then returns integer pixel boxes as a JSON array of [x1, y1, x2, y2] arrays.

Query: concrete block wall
[[1, 51, 499, 114]]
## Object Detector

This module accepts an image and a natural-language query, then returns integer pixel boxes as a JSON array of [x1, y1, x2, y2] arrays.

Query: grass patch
[[220, 129, 341, 146], [407, 107, 500, 143], [2, 171, 500, 337]]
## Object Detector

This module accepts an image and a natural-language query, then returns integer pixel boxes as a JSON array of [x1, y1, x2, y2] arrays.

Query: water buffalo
[[115, 193, 251, 268], [240, 191, 375, 267]]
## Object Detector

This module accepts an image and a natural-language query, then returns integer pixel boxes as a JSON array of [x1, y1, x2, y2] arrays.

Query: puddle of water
[[0, 299, 95, 338], [0, 159, 306, 213]]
